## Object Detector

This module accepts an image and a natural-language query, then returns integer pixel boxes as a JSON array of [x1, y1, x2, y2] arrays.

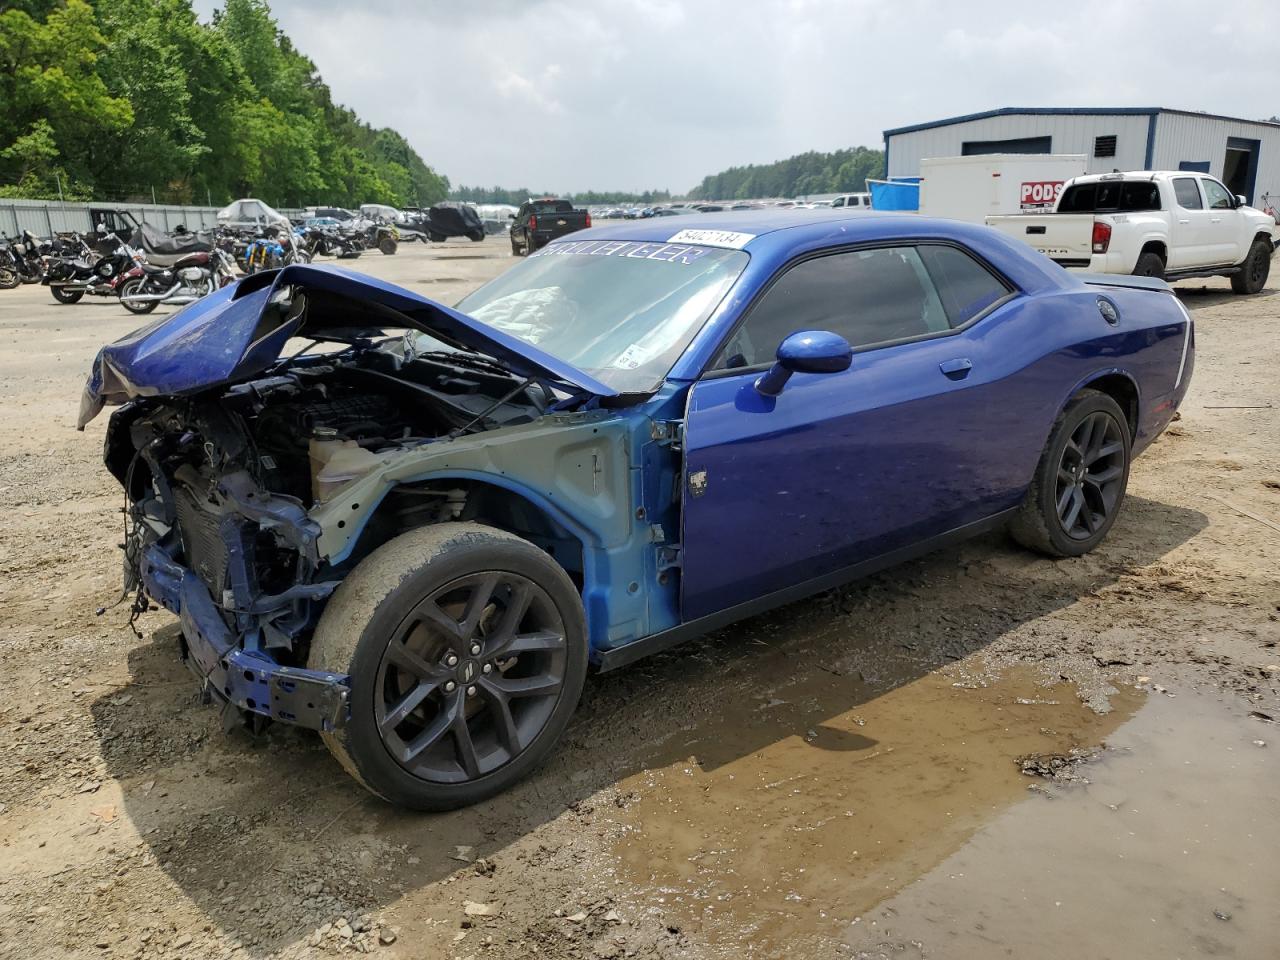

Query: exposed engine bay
[[105, 334, 554, 669]]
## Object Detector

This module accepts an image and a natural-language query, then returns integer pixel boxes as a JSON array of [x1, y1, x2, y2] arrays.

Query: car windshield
[[455, 239, 748, 393]]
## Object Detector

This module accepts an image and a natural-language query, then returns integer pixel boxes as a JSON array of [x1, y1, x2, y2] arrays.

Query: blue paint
[[1145, 113, 1158, 169]]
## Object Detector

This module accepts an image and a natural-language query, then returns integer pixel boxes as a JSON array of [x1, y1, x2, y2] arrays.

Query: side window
[[713, 247, 951, 369], [832, 197, 845, 207], [918, 245, 1012, 327], [1202, 178, 1233, 209], [1172, 178, 1204, 210]]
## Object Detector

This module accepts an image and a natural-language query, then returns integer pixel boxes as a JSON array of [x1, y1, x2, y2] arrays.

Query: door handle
[[1178, 219, 1189, 224], [1210, 217, 1223, 223], [939, 358, 973, 380]]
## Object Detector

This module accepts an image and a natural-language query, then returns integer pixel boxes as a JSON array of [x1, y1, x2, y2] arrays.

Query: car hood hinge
[[649, 419, 684, 452]]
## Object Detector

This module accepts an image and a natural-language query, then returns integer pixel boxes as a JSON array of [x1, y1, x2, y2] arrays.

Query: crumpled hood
[[77, 263, 617, 428]]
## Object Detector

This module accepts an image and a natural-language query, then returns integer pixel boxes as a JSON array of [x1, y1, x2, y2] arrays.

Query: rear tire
[[378, 236, 398, 256], [50, 286, 84, 304], [1010, 390, 1131, 558], [0, 267, 19, 290], [1230, 239, 1271, 294], [1133, 251, 1165, 279], [118, 277, 159, 314], [308, 522, 588, 810]]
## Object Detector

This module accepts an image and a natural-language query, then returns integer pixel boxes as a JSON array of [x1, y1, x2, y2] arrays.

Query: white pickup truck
[[986, 171, 1278, 294]]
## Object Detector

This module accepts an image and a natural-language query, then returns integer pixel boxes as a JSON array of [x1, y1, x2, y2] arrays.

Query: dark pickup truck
[[510, 198, 591, 255]]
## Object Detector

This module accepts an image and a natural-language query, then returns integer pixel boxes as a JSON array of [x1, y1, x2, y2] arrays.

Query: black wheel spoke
[[459, 572, 501, 640], [1085, 464, 1123, 487], [1086, 439, 1123, 465], [385, 641, 445, 681], [1062, 487, 1085, 531], [478, 682, 521, 754], [503, 630, 565, 657], [1056, 484, 1075, 518], [409, 596, 467, 645], [451, 704, 482, 778], [380, 679, 438, 732], [1081, 503, 1099, 533], [486, 673, 562, 699], [483, 581, 533, 654], [400, 694, 459, 762]]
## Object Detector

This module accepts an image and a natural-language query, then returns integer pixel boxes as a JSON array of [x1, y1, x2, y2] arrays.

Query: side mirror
[[755, 330, 853, 396], [508, 213, 516, 219], [1235, 194, 1248, 207]]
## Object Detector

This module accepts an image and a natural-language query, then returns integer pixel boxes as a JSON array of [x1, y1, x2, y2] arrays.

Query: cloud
[[194, 0, 1280, 193]]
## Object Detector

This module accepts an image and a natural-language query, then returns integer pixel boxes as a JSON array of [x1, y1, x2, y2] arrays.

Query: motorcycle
[[42, 231, 137, 304], [117, 247, 237, 315], [0, 240, 22, 289], [302, 225, 361, 259], [1, 231, 46, 284]]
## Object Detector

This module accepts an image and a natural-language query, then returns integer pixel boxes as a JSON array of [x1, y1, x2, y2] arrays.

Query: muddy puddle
[[600, 669, 1278, 958]]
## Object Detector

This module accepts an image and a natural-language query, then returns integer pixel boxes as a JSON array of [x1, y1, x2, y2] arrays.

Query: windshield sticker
[[665, 228, 755, 249], [532, 239, 709, 264]]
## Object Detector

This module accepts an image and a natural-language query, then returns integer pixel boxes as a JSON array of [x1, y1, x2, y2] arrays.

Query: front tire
[[1231, 239, 1272, 294], [118, 277, 159, 314], [1010, 390, 1131, 557], [308, 523, 588, 810], [378, 236, 398, 256]]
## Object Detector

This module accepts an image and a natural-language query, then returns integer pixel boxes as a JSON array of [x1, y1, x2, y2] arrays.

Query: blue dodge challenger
[[79, 211, 1194, 808]]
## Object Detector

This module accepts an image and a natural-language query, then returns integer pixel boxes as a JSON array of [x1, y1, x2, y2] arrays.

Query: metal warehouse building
[[884, 107, 1280, 206]]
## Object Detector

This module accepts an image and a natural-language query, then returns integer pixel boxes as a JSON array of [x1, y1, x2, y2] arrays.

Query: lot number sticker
[[666, 228, 755, 249]]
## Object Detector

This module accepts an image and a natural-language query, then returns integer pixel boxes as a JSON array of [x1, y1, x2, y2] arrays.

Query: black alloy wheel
[[309, 523, 588, 809], [375, 570, 568, 782], [1053, 410, 1125, 541], [1010, 389, 1131, 557]]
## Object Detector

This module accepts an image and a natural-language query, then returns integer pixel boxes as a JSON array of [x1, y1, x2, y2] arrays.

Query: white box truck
[[917, 154, 1087, 223]]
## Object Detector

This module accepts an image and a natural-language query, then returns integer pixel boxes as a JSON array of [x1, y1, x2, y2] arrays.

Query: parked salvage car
[[79, 211, 1194, 809], [509, 198, 591, 255]]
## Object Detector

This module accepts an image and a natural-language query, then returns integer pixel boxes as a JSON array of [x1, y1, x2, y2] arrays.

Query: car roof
[[556, 208, 915, 253]]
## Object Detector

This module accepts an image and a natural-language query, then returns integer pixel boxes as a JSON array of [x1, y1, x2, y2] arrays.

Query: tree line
[[0, 0, 449, 208], [688, 146, 885, 200], [450, 186, 674, 206]]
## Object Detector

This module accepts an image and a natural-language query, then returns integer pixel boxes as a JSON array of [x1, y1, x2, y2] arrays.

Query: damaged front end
[[87, 265, 616, 734], [112, 393, 350, 731]]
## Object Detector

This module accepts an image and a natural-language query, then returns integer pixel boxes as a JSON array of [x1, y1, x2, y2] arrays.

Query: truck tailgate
[[985, 213, 1095, 268]]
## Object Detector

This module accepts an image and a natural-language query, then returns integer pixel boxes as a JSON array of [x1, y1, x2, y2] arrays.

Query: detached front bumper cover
[[141, 543, 350, 732]]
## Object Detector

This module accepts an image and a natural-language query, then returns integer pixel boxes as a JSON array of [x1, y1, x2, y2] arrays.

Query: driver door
[[678, 243, 1027, 622]]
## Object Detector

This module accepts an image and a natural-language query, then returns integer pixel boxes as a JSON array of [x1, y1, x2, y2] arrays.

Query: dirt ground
[[0, 239, 1277, 960]]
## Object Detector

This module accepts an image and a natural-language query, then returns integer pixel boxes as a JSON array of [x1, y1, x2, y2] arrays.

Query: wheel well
[[1139, 240, 1167, 264], [1252, 232, 1275, 251], [340, 479, 586, 588], [1079, 374, 1138, 435]]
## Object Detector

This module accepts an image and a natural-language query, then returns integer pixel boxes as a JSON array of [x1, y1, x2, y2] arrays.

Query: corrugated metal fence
[[0, 199, 306, 237]]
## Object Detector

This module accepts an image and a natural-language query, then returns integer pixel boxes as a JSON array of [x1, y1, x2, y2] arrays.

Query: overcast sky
[[195, 0, 1279, 193]]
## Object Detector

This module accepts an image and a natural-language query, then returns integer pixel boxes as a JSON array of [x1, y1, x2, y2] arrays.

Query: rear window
[[532, 201, 573, 213], [1057, 180, 1161, 213]]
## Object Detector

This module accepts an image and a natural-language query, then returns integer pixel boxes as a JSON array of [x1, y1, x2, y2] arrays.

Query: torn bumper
[[140, 543, 350, 732]]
